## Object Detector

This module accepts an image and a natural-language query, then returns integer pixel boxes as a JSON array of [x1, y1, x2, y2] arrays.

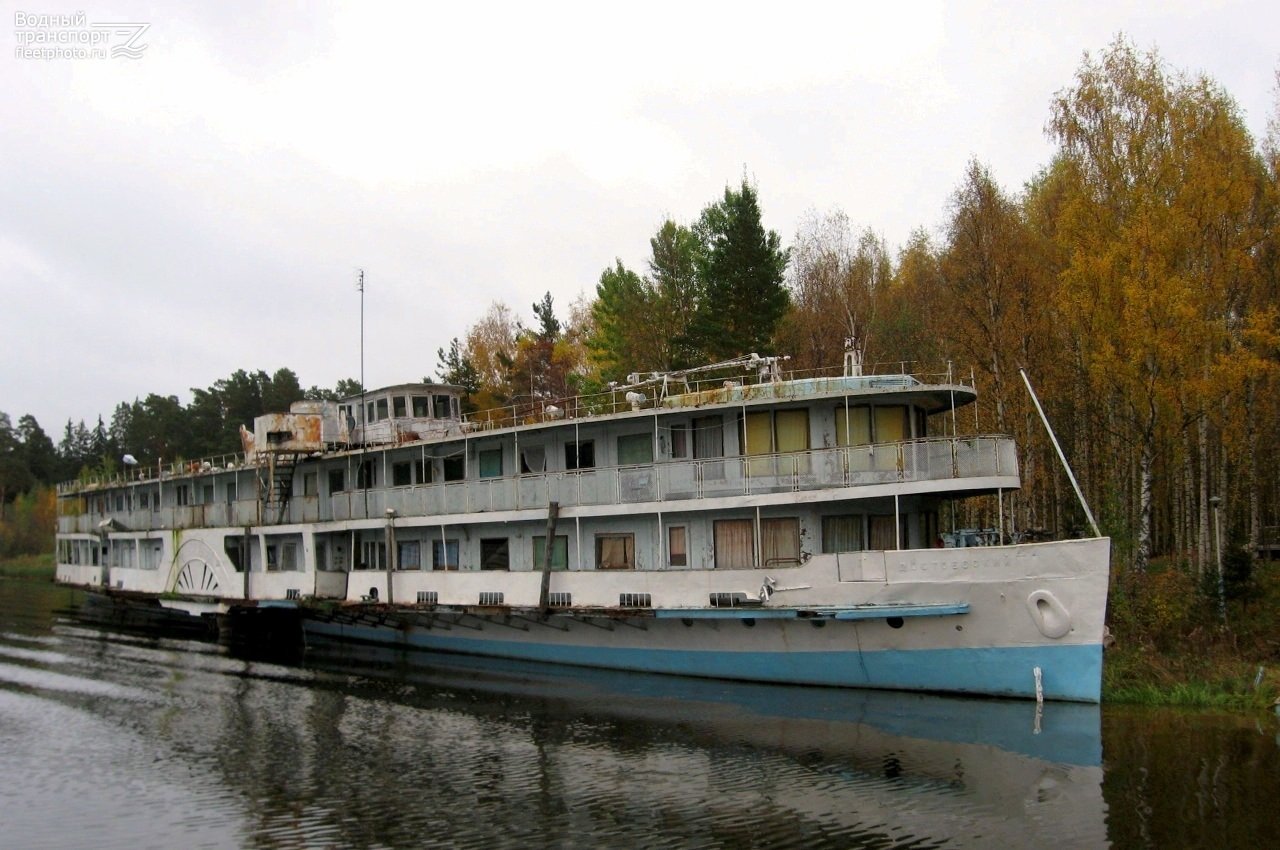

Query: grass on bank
[[1103, 557, 1280, 712], [0, 552, 54, 579]]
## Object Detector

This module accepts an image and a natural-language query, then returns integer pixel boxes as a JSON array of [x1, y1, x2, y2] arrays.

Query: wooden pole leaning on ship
[[539, 501, 560, 615]]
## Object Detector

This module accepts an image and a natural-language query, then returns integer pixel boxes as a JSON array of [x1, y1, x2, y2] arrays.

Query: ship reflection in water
[[1, 581, 1111, 848]]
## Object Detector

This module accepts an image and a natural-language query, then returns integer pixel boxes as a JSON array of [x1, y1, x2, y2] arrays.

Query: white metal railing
[[58, 436, 1017, 533]]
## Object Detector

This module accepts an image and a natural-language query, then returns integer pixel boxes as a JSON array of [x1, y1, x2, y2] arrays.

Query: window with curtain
[[835, 406, 872, 446], [595, 533, 635, 569], [869, 515, 899, 551], [397, 540, 421, 570], [668, 526, 688, 567], [432, 539, 459, 570], [874, 406, 908, 443], [761, 517, 801, 567], [520, 446, 546, 474], [713, 519, 755, 569], [822, 515, 864, 553]]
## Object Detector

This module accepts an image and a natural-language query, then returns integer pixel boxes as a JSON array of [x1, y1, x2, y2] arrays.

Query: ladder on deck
[[257, 452, 299, 525]]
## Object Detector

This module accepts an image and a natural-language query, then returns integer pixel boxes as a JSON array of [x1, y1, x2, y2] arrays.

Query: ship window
[[139, 491, 150, 509], [393, 462, 412, 487], [416, 458, 432, 484], [358, 539, 386, 570], [377, 398, 389, 421], [316, 541, 328, 571], [481, 538, 510, 571], [281, 542, 298, 571], [835, 406, 872, 447], [357, 460, 376, 488], [397, 541, 421, 570], [617, 433, 653, 465], [226, 482, 237, 504], [762, 518, 801, 567], [869, 515, 899, 551], [443, 455, 465, 481], [874, 406, 908, 443], [596, 533, 635, 569], [669, 423, 689, 458], [565, 440, 595, 470], [533, 535, 568, 571], [224, 535, 246, 572], [714, 519, 755, 569], [303, 473, 318, 496], [412, 396, 430, 417], [433, 395, 451, 419], [266, 545, 278, 571], [202, 485, 214, 504], [822, 516, 864, 553], [394, 396, 407, 418], [175, 485, 190, 506], [692, 416, 723, 458], [741, 409, 812, 458], [478, 449, 503, 478], [432, 539, 459, 570], [520, 446, 546, 474], [668, 526, 688, 567], [328, 468, 345, 493]]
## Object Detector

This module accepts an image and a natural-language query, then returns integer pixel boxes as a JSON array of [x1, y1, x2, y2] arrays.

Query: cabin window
[[565, 441, 595, 470], [873, 406, 908, 443], [481, 538, 510, 571], [224, 535, 246, 572], [762, 518, 801, 567], [141, 539, 162, 570], [835, 406, 872, 447], [617, 433, 653, 465], [226, 482, 237, 504], [869, 515, 899, 551], [432, 539, 459, 570], [533, 535, 568, 571], [443, 455, 465, 481], [433, 395, 451, 419], [669, 423, 689, 458], [920, 511, 940, 548], [266, 544, 278, 571], [175, 485, 190, 507], [822, 516, 864, 553], [201, 485, 214, 504], [478, 449, 503, 478], [378, 398, 389, 421], [692, 416, 723, 458], [139, 491, 150, 509], [328, 469, 345, 493], [393, 462, 412, 487], [303, 473, 318, 497], [412, 396, 430, 417], [394, 396, 407, 418], [741, 410, 809, 476], [316, 541, 329, 572], [358, 539, 386, 570], [520, 446, 546, 474], [416, 458, 432, 484], [397, 541, 421, 570], [595, 533, 635, 569], [713, 519, 755, 569], [668, 526, 688, 567], [281, 542, 298, 571], [357, 460, 376, 489]]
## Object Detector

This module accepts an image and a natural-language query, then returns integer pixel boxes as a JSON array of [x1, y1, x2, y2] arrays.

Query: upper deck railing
[[58, 435, 1017, 535], [57, 360, 974, 496]]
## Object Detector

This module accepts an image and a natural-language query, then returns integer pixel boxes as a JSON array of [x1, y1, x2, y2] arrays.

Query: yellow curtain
[[835, 406, 872, 446], [874, 406, 907, 443], [597, 534, 635, 569]]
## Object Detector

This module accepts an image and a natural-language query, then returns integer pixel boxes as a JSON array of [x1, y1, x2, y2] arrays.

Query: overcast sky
[[2, 1, 1277, 438]]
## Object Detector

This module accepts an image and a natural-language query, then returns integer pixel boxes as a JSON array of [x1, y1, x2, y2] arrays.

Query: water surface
[[1, 576, 1275, 848]]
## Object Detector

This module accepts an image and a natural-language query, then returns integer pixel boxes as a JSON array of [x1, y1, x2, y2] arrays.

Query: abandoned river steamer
[[54, 354, 1110, 701]]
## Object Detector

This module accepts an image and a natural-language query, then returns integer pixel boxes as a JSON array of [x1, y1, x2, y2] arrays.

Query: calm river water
[[2, 575, 1276, 849]]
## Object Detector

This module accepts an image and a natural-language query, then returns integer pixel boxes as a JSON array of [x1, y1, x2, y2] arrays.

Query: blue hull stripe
[[304, 621, 1103, 702]]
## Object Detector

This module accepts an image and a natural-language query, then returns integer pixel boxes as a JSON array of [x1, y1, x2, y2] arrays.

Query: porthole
[[886, 616, 904, 629]]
